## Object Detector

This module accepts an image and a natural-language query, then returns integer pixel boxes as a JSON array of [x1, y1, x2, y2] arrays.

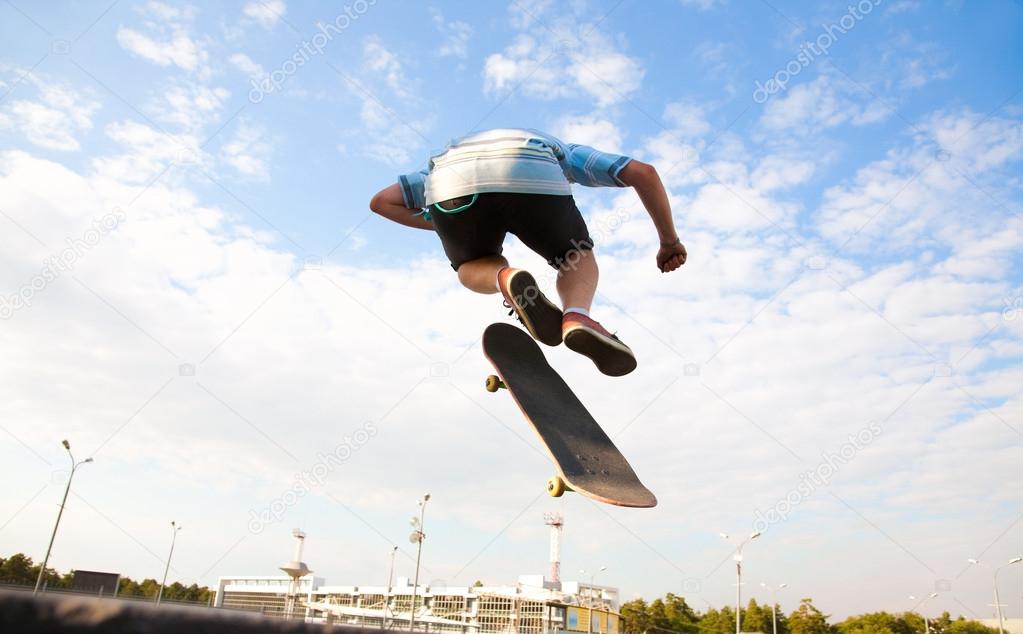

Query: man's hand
[[657, 238, 687, 273], [618, 161, 686, 273]]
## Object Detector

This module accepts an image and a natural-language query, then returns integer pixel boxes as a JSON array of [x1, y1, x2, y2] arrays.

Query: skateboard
[[482, 322, 657, 508]]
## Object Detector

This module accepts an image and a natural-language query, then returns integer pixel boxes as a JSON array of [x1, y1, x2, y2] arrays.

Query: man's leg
[[556, 248, 598, 312], [457, 255, 509, 294]]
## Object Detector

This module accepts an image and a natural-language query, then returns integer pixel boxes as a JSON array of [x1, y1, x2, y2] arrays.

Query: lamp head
[[1009, 557, 1022, 565], [83, 457, 93, 463], [750, 531, 762, 540], [967, 558, 979, 565], [928, 592, 938, 598], [62, 439, 70, 450], [719, 532, 729, 540]]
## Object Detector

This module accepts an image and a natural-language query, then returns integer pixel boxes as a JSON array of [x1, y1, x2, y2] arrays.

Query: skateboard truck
[[485, 374, 506, 392]]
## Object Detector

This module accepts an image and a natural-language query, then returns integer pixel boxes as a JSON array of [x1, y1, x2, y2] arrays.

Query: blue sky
[[1, 0, 1022, 622]]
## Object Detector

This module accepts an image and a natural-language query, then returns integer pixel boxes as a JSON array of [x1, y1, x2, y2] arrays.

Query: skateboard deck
[[482, 322, 657, 508]]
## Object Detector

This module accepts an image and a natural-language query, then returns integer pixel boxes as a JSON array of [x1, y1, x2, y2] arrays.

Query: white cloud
[[117, 27, 205, 72], [0, 72, 99, 151], [91, 119, 207, 183], [431, 9, 472, 59], [759, 75, 894, 135], [229, 52, 265, 79], [663, 102, 711, 138], [553, 114, 624, 153], [362, 36, 414, 99], [242, 0, 287, 29], [152, 83, 230, 132], [817, 109, 1023, 253], [483, 7, 644, 107], [679, 0, 726, 9], [219, 120, 271, 181], [344, 37, 433, 167]]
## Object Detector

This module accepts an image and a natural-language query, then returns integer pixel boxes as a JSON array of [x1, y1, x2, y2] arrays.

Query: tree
[[744, 598, 771, 633], [621, 598, 651, 634], [835, 611, 915, 634], [788, 598, 831, 634], [945, 618, 998, 634]]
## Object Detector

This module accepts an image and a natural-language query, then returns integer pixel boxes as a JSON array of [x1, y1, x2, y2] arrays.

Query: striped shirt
[[397, 128, 632, 210]]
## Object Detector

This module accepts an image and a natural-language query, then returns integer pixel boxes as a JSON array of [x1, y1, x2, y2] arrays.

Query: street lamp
[[384, 546, 398, 630], [968, 557, 1022, 634], [721, 531, 761, 634], [760, 582, 787, 634], [908, 592, 939, 634], [34, 440, 93, 594], [409, 493, 430, 632], [585, 567, 607, 634], [155, 521, 182, 605]]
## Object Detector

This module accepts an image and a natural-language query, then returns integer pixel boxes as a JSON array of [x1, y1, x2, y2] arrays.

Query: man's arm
[[369, 183, 435, 231], [617, 160, 686, 273]]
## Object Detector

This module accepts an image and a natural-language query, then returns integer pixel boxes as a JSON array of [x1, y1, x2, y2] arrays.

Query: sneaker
[[562, 313, 637, 376], [498, 267, 563, 346]]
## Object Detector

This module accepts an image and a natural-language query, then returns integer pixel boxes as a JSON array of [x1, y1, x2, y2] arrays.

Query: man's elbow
[[369, 191, 388, 214], [621, 160, 659, 186]]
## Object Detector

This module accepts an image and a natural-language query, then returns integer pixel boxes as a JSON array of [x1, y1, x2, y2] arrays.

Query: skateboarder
[[369, 128, 685, 376]]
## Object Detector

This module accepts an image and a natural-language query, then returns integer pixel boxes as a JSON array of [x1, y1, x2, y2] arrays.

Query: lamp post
[[409, 493, 430, 632], [908, 592, 938, 634], [384, 546, 398, 629], [968, 557, 1022, 634], [155, 521, 182, 605], [721, 531, 761, 634], [584, 566, 607, 634], [760, 582, 787, 634], [34, 440, 93, 594]]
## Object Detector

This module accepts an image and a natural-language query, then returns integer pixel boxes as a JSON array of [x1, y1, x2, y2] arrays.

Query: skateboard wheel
[[547, 476, 566, 497], [485, 375, 505, 392]]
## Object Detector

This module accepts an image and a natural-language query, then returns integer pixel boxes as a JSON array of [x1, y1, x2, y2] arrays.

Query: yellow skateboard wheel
[[547, 476, 566, 497], [485, 375, 505, 392]]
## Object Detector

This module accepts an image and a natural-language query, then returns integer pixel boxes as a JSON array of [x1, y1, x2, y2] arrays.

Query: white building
[[215, 573, 622, 633]]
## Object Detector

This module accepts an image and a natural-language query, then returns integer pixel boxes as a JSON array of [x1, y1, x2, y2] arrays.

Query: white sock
[[564, 307, 590, 317]]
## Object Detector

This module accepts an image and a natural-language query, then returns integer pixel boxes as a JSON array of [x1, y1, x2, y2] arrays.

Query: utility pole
[[721, 531, 761, 634], [35, 440, 93, 595], [155, 521, 182, 604], [968, 557, 1021, 634], [761, 582, 787, 634], [409, 493, 430, 632]]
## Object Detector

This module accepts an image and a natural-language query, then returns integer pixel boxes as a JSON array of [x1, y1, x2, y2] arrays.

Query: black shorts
[[429, 192, 593, 271]]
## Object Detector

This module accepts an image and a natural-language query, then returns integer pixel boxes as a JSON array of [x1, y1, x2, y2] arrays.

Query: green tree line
[[0, 552, 213, 603], [620, 595, 998, 634]]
